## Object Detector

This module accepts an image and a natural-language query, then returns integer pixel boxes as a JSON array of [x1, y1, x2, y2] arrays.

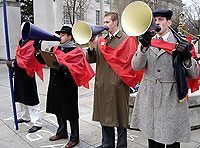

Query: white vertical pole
[[99, 0, 105, 25]]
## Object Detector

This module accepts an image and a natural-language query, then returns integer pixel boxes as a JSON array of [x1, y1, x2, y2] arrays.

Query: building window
[[63, 4, 70, 25], [96, 0, 109, 4], [104, 0, 110, 4], [63, 18, 70, 25], [96, 10, 100, 25]]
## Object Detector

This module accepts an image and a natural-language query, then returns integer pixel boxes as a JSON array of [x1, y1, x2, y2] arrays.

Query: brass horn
[[177, 12, 199, 41]]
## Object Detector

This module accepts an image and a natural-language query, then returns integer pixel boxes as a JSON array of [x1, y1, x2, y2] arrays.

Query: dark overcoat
[[45, 47, 79, 120], [13, 60, 39, 106]]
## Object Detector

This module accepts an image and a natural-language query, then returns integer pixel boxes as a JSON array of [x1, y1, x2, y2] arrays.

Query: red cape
[[53, 47, 95, 89], [151, 38, 200, 93], [98, 36, 143, 87], [186, 37, 200, 92], [16, 40, 44, 80]]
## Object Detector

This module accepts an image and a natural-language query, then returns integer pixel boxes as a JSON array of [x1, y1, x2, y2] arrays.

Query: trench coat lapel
[[150, 46, 159, 56], [156, 31, 176, 58], [157, 49, 166, 58], [151, 36, 162, 56]]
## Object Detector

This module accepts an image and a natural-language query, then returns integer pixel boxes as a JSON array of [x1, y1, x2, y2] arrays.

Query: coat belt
[[143, 73, 176, 84], [143, 73, 176, 108]]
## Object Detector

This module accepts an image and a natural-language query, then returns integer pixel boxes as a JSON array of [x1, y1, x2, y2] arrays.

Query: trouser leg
[[116, 127, 127, 148], [148, 139, 165, 148], [28, 104, 42, 127], [20, 103, 30, 121], [102, 126, 115, 148], [166, 142, 180, 148], [69, 119, 79, 142], [56, 115, 68, 137]]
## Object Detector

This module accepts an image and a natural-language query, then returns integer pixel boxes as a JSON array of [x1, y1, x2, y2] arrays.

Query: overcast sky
[[182, 0, 192, 6]]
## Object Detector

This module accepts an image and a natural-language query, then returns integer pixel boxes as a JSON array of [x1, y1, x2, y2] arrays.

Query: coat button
[[157, 69, 161, 72]]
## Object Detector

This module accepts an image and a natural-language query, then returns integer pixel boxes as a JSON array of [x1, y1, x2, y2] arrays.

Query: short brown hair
[[104, 12, 119, 26]]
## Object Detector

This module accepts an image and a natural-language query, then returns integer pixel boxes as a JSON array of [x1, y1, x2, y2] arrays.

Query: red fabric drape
[[151, 38, 200, 92], [53, 47, 95, 89], [98, 36, 143, 87], [16, 40, 44, 80], [151, 38, 175, 54], [186, 35, 200, 92]]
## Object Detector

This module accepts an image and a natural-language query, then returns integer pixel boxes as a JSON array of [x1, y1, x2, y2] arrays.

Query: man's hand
[[176, 41, 192, 61], [89, 36, 96, 50], [139, 31, 155, 48], [6, 60, 14, 68], [33, 40, 42, 51]]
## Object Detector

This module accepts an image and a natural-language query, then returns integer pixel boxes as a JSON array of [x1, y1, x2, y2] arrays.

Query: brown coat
[[87, 30, 130, 127]]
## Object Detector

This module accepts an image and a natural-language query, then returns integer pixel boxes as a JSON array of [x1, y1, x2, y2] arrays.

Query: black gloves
[[139, 31, 156, 47], [6, 60, 15, 77], [6, 60, 15, 68], [175, 41, 192, 62], [33, 40, 42, 51]]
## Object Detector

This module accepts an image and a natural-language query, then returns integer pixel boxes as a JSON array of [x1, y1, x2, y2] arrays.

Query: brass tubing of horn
[[177, 27, 199, 40]]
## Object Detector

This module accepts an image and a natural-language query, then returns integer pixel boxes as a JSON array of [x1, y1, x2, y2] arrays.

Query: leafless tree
[[183, 0, 200, 34], [182, 0, 200, 52], [62, 0, 91, 25]]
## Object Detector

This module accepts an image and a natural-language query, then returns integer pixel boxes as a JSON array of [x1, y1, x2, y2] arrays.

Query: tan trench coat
[[87, 30, 130, 127]]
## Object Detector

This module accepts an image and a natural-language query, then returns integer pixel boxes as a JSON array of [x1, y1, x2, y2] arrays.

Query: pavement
[[0, 61, 200, 148]]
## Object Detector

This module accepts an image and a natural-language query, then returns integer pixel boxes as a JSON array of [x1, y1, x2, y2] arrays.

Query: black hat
[[55, 26, 72, 35], [153, 9, 173, 20]]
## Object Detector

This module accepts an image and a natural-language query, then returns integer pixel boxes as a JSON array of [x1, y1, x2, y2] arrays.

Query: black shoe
[[65, 140, 79, 148], [17, 118, 30, 123], [28, 126, 42, 133], [49, 135, 68, 141]]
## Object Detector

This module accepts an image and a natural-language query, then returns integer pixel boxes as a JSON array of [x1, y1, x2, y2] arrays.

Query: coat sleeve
[[35, 51, 46, 64], [131, 45, 148, 71], [86, 48, 97, 63], [184, 58, 199, 79]]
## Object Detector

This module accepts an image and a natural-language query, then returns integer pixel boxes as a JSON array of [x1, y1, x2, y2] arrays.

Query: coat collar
[[151, 30, 176, 58], [105, 30, 123, 41]]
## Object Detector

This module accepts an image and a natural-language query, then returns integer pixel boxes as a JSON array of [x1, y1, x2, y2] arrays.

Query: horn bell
[[22, 21, 60, 42], [72, 21, 108, 45], [121, 1, 152, 36]]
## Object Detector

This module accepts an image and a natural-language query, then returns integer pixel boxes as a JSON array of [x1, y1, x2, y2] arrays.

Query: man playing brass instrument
[[131, 9, 199, 148], [87, 12, 139, 148]]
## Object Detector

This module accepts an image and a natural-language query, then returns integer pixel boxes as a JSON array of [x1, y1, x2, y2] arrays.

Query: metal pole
[[2, 0, 19, 130], [99, 0, 105, 25]]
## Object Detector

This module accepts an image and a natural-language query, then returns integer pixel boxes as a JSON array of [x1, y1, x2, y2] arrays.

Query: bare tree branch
[[63, 0, 91, 25], [184, 0, 200, 34]]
